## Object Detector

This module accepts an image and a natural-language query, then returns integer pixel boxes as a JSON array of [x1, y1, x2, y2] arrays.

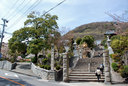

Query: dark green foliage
[[39, 65, 45, 68], [69, 38, 74, 52], [114, 57, 120, 62], [120, 65, 128, 78], [10, 57, 16, 63], [76, 37, 82, 45], [42, 58, 48, 64], [101, 38, 107, 46], [111, 35, 120, 41], [38, 55, 44, 58], [55, 61, 59, 67], [8, 12, 59, 63], [68, 50, 74, 58], [46, 65, 51, 70], [47, 53, 51, 59], [0, 58, 3, 61], [39, 64, 50, 70], [109, 54, 113, 58], [44, 65, 51, 70], [56, 65, 61, 70], [111, 36, 128, 55], [112, 62, 118, 72], [81, 35, 94, 48], [31, 57, 37, 63]]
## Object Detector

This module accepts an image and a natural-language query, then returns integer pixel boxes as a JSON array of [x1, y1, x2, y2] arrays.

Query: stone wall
[[31, 63, 55, 80], [0, 60, 16, 70]]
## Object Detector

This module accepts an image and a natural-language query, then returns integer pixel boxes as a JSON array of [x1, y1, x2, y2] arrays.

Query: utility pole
[[0, 18, 8, 57]]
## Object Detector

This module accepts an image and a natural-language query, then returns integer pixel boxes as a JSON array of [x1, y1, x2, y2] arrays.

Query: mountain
[[63, 22, 128, 40]]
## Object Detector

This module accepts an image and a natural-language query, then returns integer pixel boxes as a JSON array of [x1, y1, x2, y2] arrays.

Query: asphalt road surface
[[0, 69, 68, 86]]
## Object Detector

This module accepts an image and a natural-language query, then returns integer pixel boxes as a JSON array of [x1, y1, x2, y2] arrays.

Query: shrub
[[114, 57, 120, 62], [76, 37, 82, 45], [55, 61, 59, 67], [31, 57, 37, 63], [111, 54, 120, 62], [112, 62, 118, 72], [0, 58, 4, 61], [47, 53, 51, 59], [68, 51, 74, 58], [44, 65, 47, 69], [109, 54, 113, 58], [111, 53, 118, 58], [44, 65, 51, 70], [38, 55, 43, 58], [10, 57, 16, 63], [40, 65, 45, 68], [46, 65, 51, 70], [42, 58, 48, 64], [101, 38, 107, 47], [120, 65, 128, 78], [56, 65, 61, 70]]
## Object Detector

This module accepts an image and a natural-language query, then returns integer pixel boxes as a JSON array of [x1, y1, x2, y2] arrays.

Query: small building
[[104, 30, 117, 38]]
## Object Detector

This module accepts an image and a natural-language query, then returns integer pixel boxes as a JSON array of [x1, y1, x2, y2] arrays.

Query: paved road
[[0, 69, 68, 86], [11, 62, 37, 77]]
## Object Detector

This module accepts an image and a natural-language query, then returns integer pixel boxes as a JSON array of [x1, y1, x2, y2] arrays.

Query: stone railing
[[103, 50, 111, 84], [31, 63, 55, 80], [0, 60, 17, 70], [122, 51, 128, 65]]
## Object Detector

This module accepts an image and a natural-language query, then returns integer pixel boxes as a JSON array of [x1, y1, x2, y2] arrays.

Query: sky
[[0, 0, 128, 43]]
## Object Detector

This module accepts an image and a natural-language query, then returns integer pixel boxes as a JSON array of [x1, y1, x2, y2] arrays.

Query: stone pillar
[[63, 53, 69, 82], [79, 48, 83, 59], [51, 44, 54, 71], [104, 50, 111, 84], [88, 63, 91, 72]]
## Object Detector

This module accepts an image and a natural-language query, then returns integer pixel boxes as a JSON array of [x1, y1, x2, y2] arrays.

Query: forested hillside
[[63, 22, 128, 40]]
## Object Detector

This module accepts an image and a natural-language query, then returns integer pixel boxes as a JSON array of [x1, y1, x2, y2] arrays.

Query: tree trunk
[[35, 53, 38, 63]]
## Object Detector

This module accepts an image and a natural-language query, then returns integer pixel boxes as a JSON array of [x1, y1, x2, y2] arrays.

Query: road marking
[[5, 73, 19, 78], [0, 76, 24, 86]]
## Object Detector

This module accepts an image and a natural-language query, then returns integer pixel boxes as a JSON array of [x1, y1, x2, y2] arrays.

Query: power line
[[2, 0, 19, 19], [4, 31, 12, 35], [7, 0, 26, 20], [42, 0, 66, 16], [8, 0, 29, 20], [7, 0, 66, 31], [7, 0, 41, 30]]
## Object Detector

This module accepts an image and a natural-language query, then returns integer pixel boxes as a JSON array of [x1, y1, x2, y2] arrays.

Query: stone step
[[72, 69, 88, 71], [69, 57, 104, 82], [69, 75, 104, 79], [69, 78, 104, 82], [71, 71, 95, 73], [69, 73, 104, 76], [69, 76, 104, 79]]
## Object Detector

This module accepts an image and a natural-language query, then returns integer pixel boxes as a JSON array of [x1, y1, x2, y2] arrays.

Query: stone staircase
[[69, 57, 105, 82]]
